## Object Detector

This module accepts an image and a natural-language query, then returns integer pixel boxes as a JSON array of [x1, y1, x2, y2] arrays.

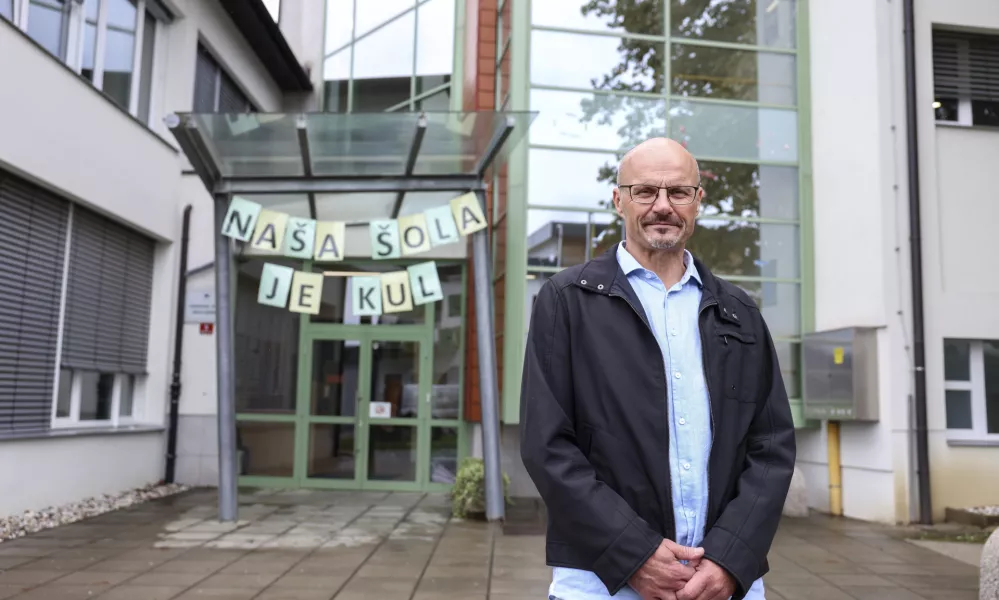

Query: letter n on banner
[[289, 271, 324, 315], [351, 276, 382, 316], [257, 263, 294, 307], [221, 197, 262, 241]]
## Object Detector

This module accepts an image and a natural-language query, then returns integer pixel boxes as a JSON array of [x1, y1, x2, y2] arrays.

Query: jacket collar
[[574, 245, 745, 327]]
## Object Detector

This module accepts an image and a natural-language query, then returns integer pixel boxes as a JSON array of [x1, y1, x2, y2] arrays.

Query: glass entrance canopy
[[168, 110, 536, 199]]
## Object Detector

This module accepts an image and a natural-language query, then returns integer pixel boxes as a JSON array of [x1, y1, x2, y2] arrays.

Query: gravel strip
[[967, 505, 999, 516], [0, 482, 190, 543]]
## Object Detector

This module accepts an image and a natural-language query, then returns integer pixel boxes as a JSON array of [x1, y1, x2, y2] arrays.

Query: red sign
[[199, 323, 214, 335]]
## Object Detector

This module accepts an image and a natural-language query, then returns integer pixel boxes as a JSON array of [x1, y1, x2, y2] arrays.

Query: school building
[[1, 0, 997, 525]]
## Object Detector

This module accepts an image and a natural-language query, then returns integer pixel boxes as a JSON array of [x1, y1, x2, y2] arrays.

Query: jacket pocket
[[718, 328, 758, 403]]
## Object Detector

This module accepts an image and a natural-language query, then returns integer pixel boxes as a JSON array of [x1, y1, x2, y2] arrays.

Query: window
[[1, 0, 15, 21], [194, 44, 256, 113], [944, 339, 999, 442], [16, 0, 167, 122], [53, 204, 154, 428], [933, 30, 999, 127]]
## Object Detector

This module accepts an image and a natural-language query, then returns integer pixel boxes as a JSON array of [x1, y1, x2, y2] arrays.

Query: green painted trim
[[451, 0, 464, 110], [670, 94, 796, 111], [527, 204, 615, 215], [500, 0, 531, 426], [325, 0, 431, 60], [796, 0, 816, 429], [530, 84, 796, 111], [663, 0, 670, 99], [235, 413, 296, 422], [531, 83, 663, 101], [696, 214, 800, 225], [669, 37, 797, 55], [238, 476, 296, 488], [384, 82, 452, 113], [410, 0, 419, 111], [305, 415, 367, 425], [718, 275, 801, 284], [346, 0, 357, 112], [531, 24, 666, 43]]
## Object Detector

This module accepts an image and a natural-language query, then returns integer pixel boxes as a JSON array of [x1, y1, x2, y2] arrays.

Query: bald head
[[616, 138, 700, 187]]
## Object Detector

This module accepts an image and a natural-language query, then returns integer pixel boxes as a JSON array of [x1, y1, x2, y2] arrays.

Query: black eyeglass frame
[[618, 184, 701, 205]]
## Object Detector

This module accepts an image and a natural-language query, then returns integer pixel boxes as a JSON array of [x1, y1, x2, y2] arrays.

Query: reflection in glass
[[687, 220, 799, 279], [671, 44, 796, 105], [432, 266, 464, 419], [106, 0, 136, 28], [308, 424, 356, 479], [774, 342, 800, 398], [119, 374, 134, 417], [355, 0, 413, 38], [311, 340, 360, 417], [700, 162, 799, 221], [368, 425, 417, 481], [416, 0, 455, 77], [81, 0, 99, 82], [533, 0, 664, 36], [79, 372, 114, 421], [944, 339, 970, 381], [732, 282, 800, 339], [27, 0, 69, 59], [0, 0, 12, 21], [56, 369, 73, 418], [370, 341, 420, 418], [530, 89, 667, 150], [527, 209, 616, 269], [195, 114, 304, 177], [669, 101, 798, 162], [237, 421, 295, 477], [312, 264, 426, 325], [984, 341, 999, 434], [137, 12, 156, 123], [104, 28, 137, 109], [671, 0, 797, 49], [352, 10, 414, 111], [235, 259, 301, 414], [527, 148, 618, 212], [945, 390, 973, 430], [531, 29, 662, 92], [430, 427, 459, 483]]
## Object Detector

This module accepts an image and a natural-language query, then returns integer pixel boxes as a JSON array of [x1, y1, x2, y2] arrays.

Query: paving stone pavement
[[0, 488, 980, 599]]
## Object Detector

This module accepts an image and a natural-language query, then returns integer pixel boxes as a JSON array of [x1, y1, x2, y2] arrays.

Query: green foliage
[[449, 457, 511, 520]]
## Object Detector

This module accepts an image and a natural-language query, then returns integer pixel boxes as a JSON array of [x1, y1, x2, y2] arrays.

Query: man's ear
[[612, 188, 624, 217]]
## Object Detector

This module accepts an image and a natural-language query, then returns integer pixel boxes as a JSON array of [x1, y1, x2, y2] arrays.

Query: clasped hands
[[628, 539, 736, 600]]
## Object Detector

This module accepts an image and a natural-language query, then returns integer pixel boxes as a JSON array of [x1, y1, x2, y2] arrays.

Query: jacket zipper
[[610, 289, 674, 540], [698, 299, 718, 526]]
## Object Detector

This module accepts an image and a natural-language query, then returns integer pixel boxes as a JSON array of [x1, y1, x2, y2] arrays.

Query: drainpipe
[[827, 421, 843, 516], [165, 205, 192, 483], [902, 0, 932, 524]]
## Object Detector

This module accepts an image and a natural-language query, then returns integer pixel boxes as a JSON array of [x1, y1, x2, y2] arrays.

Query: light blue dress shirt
[[548, 243, 765, 600]]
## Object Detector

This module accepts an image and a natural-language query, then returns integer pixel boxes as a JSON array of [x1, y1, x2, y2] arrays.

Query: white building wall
[[0, 0, 292, 512], [805, 0, 999, 523]]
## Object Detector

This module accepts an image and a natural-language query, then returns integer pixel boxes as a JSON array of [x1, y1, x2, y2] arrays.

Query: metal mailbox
[[802, 326, 880, 421]]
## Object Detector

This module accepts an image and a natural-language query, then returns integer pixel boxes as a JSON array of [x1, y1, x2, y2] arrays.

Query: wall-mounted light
[[932, 101, 942, 109]]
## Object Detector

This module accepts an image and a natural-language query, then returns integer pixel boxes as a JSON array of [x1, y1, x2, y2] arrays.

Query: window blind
[[61, 207, 154, 374], [0, 171, 70, 434], [934, 31, 999, 102]]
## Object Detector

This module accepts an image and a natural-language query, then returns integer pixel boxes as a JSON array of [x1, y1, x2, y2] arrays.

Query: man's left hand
[[675, 558, 736, 600]]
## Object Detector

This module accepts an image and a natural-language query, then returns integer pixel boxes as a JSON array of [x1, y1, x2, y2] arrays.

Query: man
[[520, 138, 795, 600]]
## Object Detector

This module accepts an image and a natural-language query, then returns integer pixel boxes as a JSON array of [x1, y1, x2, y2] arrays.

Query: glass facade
[[523, 0, 805, 402], [323, 0, 457, 112]]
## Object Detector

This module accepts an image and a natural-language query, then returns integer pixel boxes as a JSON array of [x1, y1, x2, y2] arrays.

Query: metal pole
[[213, 194, 238, 522], [165, 205, 192, 484], [471, 188, 504, 521]]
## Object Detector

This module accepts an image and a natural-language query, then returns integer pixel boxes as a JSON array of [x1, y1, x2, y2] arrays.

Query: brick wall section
[[462, 0, 510, 424]]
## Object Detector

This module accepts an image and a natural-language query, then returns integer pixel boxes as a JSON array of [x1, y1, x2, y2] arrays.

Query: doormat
[[502, 497, 547, 536]]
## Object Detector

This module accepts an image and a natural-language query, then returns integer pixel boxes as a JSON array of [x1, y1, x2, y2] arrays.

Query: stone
[[981, 526, 999, 600], [782, 465, 809, 518]]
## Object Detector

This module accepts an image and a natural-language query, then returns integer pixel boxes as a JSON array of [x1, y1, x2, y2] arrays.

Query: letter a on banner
[[289, 271, 324, 315], [381, 271, 413, 314], [351, 276, 382, 316], [314, 221, 345, 262], [251, 210, 289, 253], [425, 205, 459, 247], [370, 220, 401, 259], [257, 263, 294, 307], [398, 213, 431, 256], [450, 192, 487, 235], [407, 261, 443, 305], [283, 218, 316, 259], [221, 197, 262, 242]]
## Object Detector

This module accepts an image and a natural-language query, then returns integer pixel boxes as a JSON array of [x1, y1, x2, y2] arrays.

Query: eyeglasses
[[619, 184, 700, 205]]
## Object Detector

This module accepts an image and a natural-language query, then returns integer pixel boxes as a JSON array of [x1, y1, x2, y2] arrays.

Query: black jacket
[[519, 247, 796, 599]]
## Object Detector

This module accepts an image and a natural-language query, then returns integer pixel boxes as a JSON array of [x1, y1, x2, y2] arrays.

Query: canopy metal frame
[[168, 111, 516, 522]]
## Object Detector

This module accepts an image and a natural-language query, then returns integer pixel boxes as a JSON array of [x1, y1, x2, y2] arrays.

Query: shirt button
[[683, 463, 691, 470], [678, 418, 686, 425], [674, 372, 681, 379], [670, 328, 678, 336]]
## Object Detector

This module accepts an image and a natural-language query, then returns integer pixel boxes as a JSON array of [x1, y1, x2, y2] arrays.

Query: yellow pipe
[[827, 420, 843, 516]]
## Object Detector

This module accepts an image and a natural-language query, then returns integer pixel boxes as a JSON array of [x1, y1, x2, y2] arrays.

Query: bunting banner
[[221, 192, 483, 317]]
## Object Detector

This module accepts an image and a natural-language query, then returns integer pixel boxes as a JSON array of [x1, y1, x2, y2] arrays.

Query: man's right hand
[[628, 540, 705, 600]]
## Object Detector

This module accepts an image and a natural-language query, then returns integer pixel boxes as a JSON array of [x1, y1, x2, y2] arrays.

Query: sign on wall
[[219, 192, 486, 318], [184, 290, 216, 323]]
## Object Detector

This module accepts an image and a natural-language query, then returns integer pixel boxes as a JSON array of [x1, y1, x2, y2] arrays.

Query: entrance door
[[300, 330, 430, 490]]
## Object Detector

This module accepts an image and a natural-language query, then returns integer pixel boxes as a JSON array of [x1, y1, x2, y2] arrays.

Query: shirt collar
[[616, 241, 702, 288]]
